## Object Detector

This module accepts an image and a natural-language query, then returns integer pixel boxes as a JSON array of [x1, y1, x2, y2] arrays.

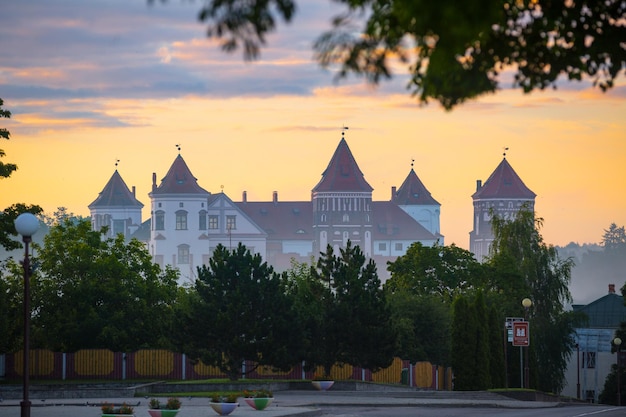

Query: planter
[[311, 380, 334, 391], [244, 397, 274, 411], [209, 402, 238, 416], [148, 410, 180, 417]]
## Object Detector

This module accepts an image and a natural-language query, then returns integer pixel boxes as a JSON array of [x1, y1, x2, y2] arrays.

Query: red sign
[[512, 321, 529, 346]]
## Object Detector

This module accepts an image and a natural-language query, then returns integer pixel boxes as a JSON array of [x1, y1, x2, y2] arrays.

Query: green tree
[[599, 321, 626, 405], [185, 1, 625, 109], [488, 207, 580, 393], [487, 304, 506, 388], [27, 216, 179, 351], [309, 242, 395, 377], [451, 295, 477, 390], [602, 223, 626, 252], [0, 98, 17, 178], [184, 243, 298, 381], [385, 290, 451, 365], [0, 203, 43, 251], [386, 242, 486, 302]]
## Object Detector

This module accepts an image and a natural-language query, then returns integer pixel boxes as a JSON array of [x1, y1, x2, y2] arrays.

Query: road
[[316, 405, 624, 417]]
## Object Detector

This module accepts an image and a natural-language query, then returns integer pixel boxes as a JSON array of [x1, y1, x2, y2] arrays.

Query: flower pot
[[209, 402, 238, 416], [148, 410, 180, 417], [244, 397, 274, 410], [311, 380, 334, 391]]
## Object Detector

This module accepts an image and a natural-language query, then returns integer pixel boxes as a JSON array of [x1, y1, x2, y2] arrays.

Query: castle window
[[395, 243, 403, 251], [155, 210, 165, 230], [378, 243, 387, 251], [199, 210, 207, 230], [113, 220, 125, 236], [179, 202, 184, 208], [176, 210, 188, 230], [178, 245, 190, 264], [321, 214, 327, 222], [343, 213, 350, 222], [209, 215, 218, 229], [226, 215, 237, 230]]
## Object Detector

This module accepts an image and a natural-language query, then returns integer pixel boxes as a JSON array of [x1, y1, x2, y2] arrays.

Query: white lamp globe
[[615, 337, 623, 347], [14, 213, 40, 237]]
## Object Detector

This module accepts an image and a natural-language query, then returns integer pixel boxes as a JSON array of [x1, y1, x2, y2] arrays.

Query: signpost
[[513, 321, 529, 347]]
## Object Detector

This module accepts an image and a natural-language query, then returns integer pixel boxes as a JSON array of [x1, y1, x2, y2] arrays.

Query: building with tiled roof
[[562, 284, 626, 402], [469, 156, 536, 262], [89, 169, 143, 239], [90, 131, 443, 283]]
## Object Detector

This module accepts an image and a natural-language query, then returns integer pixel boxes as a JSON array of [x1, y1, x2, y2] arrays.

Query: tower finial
[[176, 144, 181, 154], [341, 125, 349, 139], [411, 159, 414, 169], [115, 159, 120, 169], [503, 147, 509, 157]]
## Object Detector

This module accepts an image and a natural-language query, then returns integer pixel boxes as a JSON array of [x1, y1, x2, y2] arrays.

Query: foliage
[[386, 241, 486, 301], [24, 215, 179, 351], [182, 243, 298, 381], [187, 1, 625, 109], [603, 223, 626, 252], [487, 304, 506, 388], [306, 242, 396, 377], [149, 398, 181, 410], [385, 290, 450, 365], [487, 206, 579, 393], [450, 295, 477, 390], [599, 323, 626, 405], [0, 203, 43, 251], [0, 98, 17, 179], [101, 403, 134, 414], [243, 389, 272, 398], [210, 393, 239, 403]]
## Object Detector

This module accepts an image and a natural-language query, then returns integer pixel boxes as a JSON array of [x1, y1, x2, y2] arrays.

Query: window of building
[[154, 210, 165, 230], [343, 213, 350, 222], [378, 243, 387, 251], [395, 243, 403, 251], [209, 215, 219, 229], [176, 210, 188, 230], [112, 220, 125, 236], [199, 210, 207, 230], [179, 202, 184, 208], [320, 214, 327, 222], [178, 245, 190, 264], [226, 215, 237, 230], [583, 352, 596, 369]]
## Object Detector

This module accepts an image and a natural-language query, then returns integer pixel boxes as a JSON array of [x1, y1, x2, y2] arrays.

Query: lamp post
[[576, 343, 580, 400], [615, 337, 622, 406], [522, 298, 532, 389], [14, 213, 39, 417]]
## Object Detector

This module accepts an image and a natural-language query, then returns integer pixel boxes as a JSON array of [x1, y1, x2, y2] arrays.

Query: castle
[[89, 132, 534, 284]]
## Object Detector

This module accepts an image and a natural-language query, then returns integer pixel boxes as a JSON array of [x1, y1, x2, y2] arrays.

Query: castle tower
[[392, 162, 442, 239], [89, 169, 143, 240], [148, 152, 211, 281], [470, 156, 536, 262], [311, 130, 374, 256]]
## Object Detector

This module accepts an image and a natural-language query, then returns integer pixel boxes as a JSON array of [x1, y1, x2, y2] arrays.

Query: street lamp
[[14, 212, 39, 417], [522, 298, 532, 389], [615, 337, 622, 406]]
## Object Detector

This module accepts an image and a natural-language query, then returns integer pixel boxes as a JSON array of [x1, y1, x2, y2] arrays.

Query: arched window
[[176, 210, 188, 230]]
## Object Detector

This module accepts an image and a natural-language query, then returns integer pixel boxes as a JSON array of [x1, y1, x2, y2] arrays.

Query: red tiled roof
[[236, 201, 313, 240], [88, 170, 143, 209], [371, 201, 437, 240], [312, 138, 373, 193], [472, 158, 536, 199], [151, 154, 210, 195], [393, 169, 440, 205]]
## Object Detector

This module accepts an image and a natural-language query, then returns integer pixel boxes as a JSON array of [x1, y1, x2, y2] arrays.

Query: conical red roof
[[89, 170, 143, 208], [472, 158, 535, 199], [394, 168, 440, 205], [312, 138, 373, 192], [151, 154, 210, 195]]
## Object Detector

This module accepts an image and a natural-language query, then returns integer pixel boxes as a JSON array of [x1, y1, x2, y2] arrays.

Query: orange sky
[[1, 1, 625, 251]]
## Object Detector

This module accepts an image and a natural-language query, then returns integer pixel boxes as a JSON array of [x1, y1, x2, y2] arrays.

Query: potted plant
[[311, 375, 334, 391], [209, 393, 239, 416], [101, 402, 135, 417], [148, 398, 181, 417], [243, 389, 274, 411]]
